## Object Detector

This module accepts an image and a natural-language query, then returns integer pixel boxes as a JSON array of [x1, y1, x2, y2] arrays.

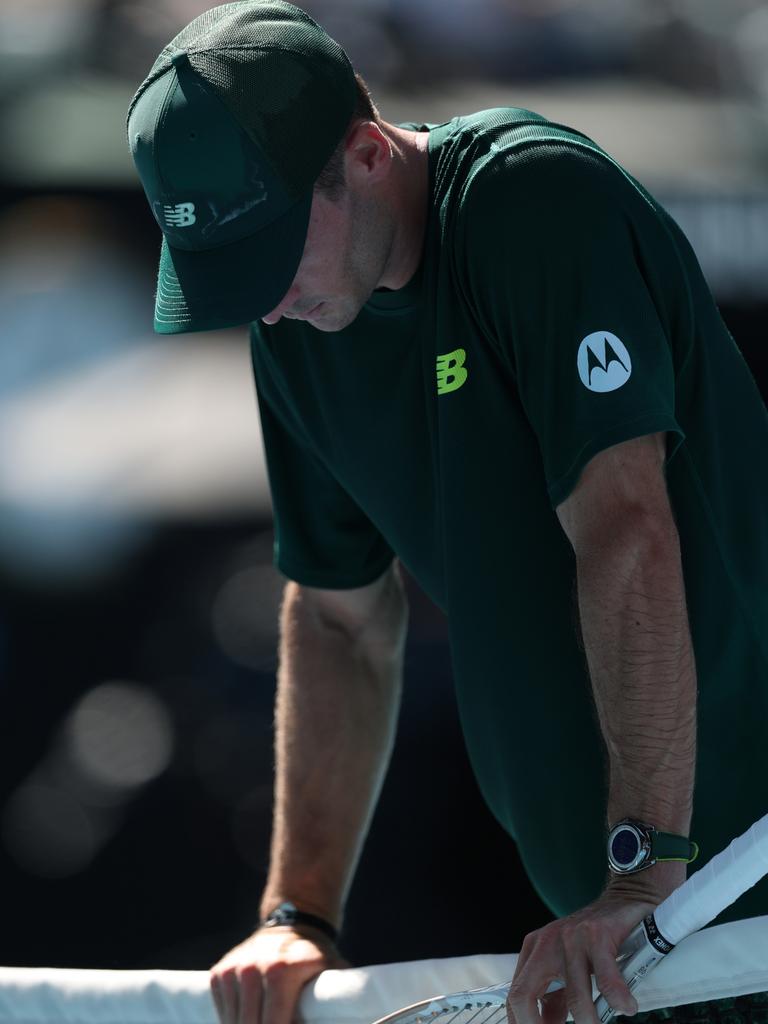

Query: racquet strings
[[391, 1002, 506, 1024], [380, 987, 509, 1024]]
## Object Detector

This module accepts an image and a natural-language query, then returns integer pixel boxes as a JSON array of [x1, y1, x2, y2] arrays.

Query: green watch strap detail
[[654, 829, 699, 864]]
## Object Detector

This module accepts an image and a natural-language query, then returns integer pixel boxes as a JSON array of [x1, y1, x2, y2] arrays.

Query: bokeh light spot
[[1, 783, 98, 878], [66, 681, 174, 790], [210, 564, 282, 672]]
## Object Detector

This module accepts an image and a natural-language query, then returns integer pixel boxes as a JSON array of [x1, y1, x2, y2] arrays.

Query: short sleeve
[[458, 142, 686, 508], [250, 330, 395, 588]]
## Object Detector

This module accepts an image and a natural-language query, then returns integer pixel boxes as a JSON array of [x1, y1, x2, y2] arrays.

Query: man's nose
[[261, 283, 300, 325]]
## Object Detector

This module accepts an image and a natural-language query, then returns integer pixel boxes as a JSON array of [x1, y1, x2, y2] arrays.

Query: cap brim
[[153, 192, 312, 335]]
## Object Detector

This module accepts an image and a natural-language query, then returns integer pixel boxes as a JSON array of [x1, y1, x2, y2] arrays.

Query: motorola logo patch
[[577, 331, 632, 393]]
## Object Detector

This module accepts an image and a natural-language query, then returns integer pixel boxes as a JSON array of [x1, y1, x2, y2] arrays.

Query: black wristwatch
[[260, 901, 338, 943], [607, 818, 699, 875]]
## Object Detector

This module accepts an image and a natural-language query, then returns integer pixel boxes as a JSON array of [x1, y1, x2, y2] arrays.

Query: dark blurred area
[[0, 0, 767, 974]]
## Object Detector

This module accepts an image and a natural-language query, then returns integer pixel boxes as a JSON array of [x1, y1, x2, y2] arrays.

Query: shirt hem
[[547, 413, 686, 509], [274, 554, 396, 590]]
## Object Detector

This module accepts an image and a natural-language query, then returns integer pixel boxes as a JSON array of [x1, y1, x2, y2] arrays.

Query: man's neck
[[376, 122, 430, 291]]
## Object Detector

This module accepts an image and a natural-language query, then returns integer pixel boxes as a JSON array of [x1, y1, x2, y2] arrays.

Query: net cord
[[0, 916, 766, 1024]]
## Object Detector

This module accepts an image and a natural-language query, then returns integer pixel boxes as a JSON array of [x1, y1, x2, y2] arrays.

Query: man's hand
[[507, 891, 659, 1024], [210, 926, 350, 1024]]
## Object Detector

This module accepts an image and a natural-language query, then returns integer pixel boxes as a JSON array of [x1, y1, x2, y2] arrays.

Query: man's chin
[[309, 301, 363, 333]]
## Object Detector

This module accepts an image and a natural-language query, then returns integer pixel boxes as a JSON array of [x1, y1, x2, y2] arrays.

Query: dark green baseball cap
[[126, 1, 357, 334]]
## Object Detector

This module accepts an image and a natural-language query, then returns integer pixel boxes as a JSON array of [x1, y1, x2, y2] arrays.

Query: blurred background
[[1, 0, 767, 973]]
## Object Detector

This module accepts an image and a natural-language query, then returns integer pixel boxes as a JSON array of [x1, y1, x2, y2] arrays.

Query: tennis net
[[0, 916, 766, 1024]]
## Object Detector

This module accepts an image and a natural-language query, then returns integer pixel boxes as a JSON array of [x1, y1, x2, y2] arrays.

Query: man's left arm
[[507, 431, 698, 1024]]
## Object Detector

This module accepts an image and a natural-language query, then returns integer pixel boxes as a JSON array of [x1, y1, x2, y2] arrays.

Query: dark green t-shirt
[[250, 108, 768, 924]]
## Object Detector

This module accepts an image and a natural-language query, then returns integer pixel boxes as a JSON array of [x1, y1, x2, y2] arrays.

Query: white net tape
[[0, 917, 766, 1024]]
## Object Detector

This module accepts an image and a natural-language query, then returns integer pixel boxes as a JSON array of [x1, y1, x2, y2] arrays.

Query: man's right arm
[[210, 559, 409, 1024]]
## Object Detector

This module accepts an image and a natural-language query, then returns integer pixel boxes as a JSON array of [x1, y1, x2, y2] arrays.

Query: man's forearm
[[574, 520, 698, 898], [259, 583, 406, 931]]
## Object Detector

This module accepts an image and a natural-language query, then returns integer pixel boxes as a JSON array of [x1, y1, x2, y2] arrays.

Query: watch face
[[608, 822, 651, 873], [612, 827, 641, 867]]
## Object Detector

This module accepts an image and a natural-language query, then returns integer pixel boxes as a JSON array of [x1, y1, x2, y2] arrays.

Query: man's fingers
[[561, 940, 596, 1024], [591, 945, 638, 1017], [538, 986, 569, 1024], [508, 971, 563, 1024], [208, 927, 339, 1024], [509, 896, 652, 1024], [261, 968, 302, 1024], [210, 975, 226, 1024], [508, 934, 564, 1024], [507, 986, 542, 1024], [237, 966, 263, 1024], [212, 968, 241, 1024]]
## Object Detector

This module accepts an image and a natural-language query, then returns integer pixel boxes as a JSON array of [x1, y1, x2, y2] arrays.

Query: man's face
[[260, 182, 392, 333]]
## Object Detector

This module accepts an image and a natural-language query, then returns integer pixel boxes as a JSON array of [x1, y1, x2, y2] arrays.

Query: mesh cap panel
[[127, 1, 356, 195], [195, 43, 353, 192]]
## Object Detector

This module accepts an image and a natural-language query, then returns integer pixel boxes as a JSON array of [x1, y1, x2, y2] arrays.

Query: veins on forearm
[[574, 538, 698, 832]]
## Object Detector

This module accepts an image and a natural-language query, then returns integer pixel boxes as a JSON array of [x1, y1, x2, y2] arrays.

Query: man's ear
[[344, 121, 392, 186]]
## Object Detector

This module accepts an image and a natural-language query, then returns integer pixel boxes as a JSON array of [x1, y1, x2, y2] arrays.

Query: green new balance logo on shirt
[[436, 348, 468, 394]]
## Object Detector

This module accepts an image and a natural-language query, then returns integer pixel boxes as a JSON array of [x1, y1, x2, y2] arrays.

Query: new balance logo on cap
[[164, 202, 196, 227]]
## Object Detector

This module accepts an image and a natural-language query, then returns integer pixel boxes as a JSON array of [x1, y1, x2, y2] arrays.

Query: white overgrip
[[655, 812, 768, 944]]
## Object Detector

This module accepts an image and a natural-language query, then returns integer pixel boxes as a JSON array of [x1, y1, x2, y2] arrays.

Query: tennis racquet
[[371, 811, 768, 1024]]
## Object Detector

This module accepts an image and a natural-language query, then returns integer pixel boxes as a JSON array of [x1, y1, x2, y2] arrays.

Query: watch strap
[[653, 829, 699, 864], [261, 902, 338, 943]]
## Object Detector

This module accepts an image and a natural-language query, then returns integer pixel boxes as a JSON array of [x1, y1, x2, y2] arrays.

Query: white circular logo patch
[[577, 331, 632, 392]]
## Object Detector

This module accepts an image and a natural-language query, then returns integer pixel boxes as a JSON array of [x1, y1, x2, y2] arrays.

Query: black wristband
[[260, 901, 338, 943]]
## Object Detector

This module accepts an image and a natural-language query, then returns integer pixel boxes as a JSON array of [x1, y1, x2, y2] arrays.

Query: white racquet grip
[[655, 811, 768, 944]]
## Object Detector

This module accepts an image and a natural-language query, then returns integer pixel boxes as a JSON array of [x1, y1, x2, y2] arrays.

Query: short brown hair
[[314, 72, 380, 200]]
